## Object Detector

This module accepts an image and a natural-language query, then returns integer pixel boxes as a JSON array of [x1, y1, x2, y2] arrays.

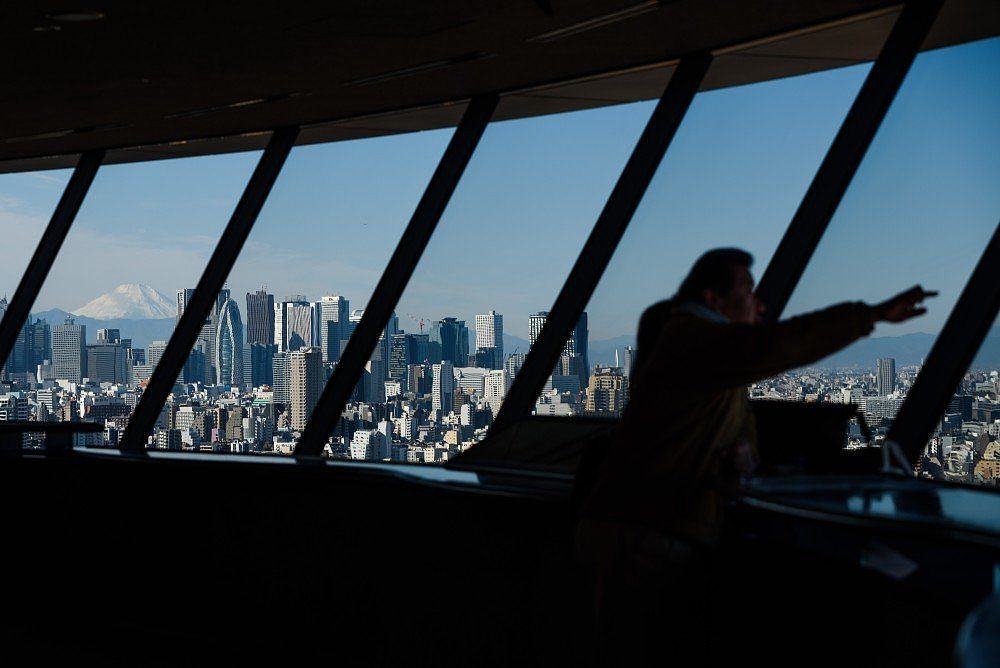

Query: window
[[178, 125, 457, 456], [0, 164, 78, 374], [773, 37, 1000, 463], [381, 98, 658, 463], [573, 61, 871, 416], [11, 150, 263, 448]]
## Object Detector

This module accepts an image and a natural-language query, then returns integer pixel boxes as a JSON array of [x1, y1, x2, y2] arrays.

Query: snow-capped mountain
[[73, 283, 176, 320]]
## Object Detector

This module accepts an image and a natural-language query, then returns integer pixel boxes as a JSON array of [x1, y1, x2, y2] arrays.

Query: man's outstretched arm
[[671, 286, 937, 389]]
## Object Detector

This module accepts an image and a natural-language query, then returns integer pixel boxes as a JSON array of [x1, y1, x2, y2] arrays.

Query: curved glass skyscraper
[[215, 298, 245, 386]]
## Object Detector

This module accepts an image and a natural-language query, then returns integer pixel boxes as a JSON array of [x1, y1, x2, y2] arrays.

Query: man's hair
[[674, 248, 754, 304]]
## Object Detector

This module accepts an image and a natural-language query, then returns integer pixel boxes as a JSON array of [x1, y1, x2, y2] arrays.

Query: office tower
[[179, 287, 230, 384], [432, 317, 469, 366], [96, 328, 120, 344], [317, 295, 350, 362], [877, 358, 897, 396], [505, 352, 526, 380], [53, 317, 87, 383], [248, 343, 277, 388], [290, 346, 323, 431], [215, 297, 245, 386], [245, 289, 275, 346], [484, 369, 511, 412], [431, 361, 455, 413], [568, 312, 589, 385], [528, 310, 588, 385], [275, 296, 313, 352], [28, 318, 51, 373], [147, 340, 168, 368], [348, 309, 364, 340], [528, 311, 548, 346], [272, 351, 291, 405], [407, 333, 429, 364], [183, 341, 207, 385], [623, 345, 635, 379], [389, 333, 410, 392], [529, 310, 588, 357], [86, 342, 127, 384], [475, 310, 504, 370], [176, 289, 195, 325], [584, 366, 627, 415]]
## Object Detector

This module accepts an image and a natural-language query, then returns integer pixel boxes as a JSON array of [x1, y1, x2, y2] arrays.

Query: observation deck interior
[[1, 1, 999, 665]]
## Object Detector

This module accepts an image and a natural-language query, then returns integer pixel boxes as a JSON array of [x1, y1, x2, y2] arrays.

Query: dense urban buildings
[[2, 287, 996, 489]]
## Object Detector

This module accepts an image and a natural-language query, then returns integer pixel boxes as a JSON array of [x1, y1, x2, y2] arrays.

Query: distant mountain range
[[32, 309, 176, 351]]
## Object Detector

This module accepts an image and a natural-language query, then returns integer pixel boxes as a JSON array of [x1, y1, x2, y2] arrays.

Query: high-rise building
[[272, 351, 291, 405], [484, 369, 511, 412], [433, 318, 469, 366], [505, 353, 526, 380], [877, 358, 897, 396], [317, 295, 350, 362], [475, 310, 503, 370], [389, 333, 410, 392], [245, 289, 275, 346], [528, 310, 589, 385], [53, 317, 87, 383], [431, 361, 455, 413], [623, 345, 635, 379], [275, 296, 313, 352], [148, 340, 168, 368], [86, 343, 127, 384], [407, 333, 430, 365], [215, 297, 244, 386], [584, 366, 627, 415], [248, 343, 277, 388], [290, 346, 323, 431], [528, 311, 548, 346], [179, 288, 230, 384]]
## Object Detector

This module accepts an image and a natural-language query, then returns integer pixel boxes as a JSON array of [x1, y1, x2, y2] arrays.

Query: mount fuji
[[73, 283, 176, 320]]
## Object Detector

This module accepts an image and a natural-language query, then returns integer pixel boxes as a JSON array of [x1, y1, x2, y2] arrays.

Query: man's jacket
[[581, 300, 875, 545]]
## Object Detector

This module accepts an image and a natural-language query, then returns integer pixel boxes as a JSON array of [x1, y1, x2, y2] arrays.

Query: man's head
[[675, 248, 764, 325]]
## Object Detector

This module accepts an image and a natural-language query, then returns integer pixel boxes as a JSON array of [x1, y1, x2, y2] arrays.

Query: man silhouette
[[577, 247, 935, 665]]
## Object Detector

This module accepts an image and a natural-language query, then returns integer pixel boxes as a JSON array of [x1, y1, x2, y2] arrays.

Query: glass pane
[[916, 314, 1000, 488], [167, 126, 456, 455], [572, 61, 871, 416], [0, 165, 79, 374], [373, 99, 657, 463], [769, 37, 1000, 450], [11, 150, 263, 449]]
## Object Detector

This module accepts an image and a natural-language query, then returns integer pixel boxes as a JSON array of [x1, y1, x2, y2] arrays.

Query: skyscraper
[[475, 310, 503, 370], [432, 361, 455, 413], [433, 317, 469, 366], [248, 343, 277, 388], [86, 342, 127, 384], [245, 289, 275, 346], [877, 358, 897, 396], [147, 340, 168, 368], [179, 288, 230, 384], [272, 351, 291, 405], [622, 345, 635, 379], [317, 295, 350, 362], [275, 296, 313, 352], [389, 333, 410, 392], [215, 297, 245, 386], [290, 346, 323, 431], [53, 317, 87, 383], [527, 310, 589, 385]]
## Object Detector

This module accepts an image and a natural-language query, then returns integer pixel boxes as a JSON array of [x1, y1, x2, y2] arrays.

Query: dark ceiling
[[2, 0, 997, 172]]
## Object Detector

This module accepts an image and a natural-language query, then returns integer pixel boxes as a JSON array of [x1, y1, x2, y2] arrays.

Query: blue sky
[[0, 36, 997, 343]]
